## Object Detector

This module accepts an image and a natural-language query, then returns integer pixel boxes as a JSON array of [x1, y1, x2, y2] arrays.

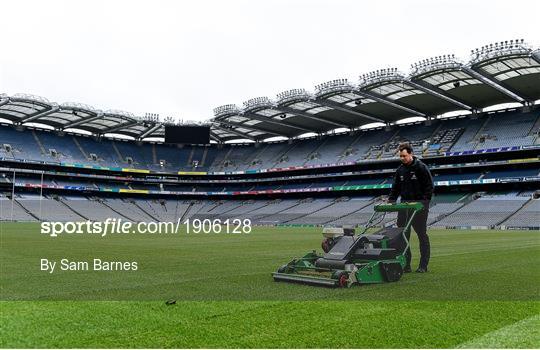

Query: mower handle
[[373, 202, 425, 258], [374, 202, 424, 212]]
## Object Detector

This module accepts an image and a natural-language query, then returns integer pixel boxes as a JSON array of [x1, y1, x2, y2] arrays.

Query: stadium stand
[[1, 192, 538, 229], [0, 40, 539, 229], [501, 194, 540, 229], [432, 193, 529, 228]]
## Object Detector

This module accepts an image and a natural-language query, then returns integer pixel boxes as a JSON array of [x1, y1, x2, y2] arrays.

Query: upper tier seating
[[1, 109, 537, 171]]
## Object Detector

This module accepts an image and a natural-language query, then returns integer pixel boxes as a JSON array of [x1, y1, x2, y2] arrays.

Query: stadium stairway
[[242, 144, 261, 165], [497, 196, 534, 227], [16, 196, 86, 222], [282, 198, 342, 224], [31, 130, 47, 158], [215, 201, 246, 215], [132, 200, 160, 221], [200, 200, 222, 214], [323, 197, 376, 225], [448, 128, 465, 150], [238, 199, 280, 220], [429, 193, 474, 226], [134, 199, 164, 220], [219, 200, 271, 220], [375, 129, 401, 160], [302, 137, 328, 166], [186, 147, 195, 167], [531, 117, 540, 145], [473, 115, 492, 142], [58, 197, 89, 220], [528, 114, 540, 140], [337, 133, 368, 162], [171, 201, 185, 222], [341, 133, 364, 160], [247, 143, 270, 168], [428, 122, 444, 141], [13, 198, 39, 221], [171, 201, 185, 221], [199, 146, 209, 167], [500, 194, 539, 229], [250, 199, 308, 224], [178, 201, 196, 222], [71, 136, 90, 160], [271, 142, 299, 168], [212, 146, 234, 170], [325, 198, 394, 227], [151, 144, 157, 165], [184, 201, 212, 221], [97, 199, 135, 221], [195, 200, 249, 220], [111, 142, 124, 164]]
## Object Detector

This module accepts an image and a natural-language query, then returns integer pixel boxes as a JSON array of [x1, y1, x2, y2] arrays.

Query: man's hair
[[398, 142, 413, 154]]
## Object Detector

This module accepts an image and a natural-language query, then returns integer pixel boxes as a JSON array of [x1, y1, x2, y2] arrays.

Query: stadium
[[1, 39, 539, 348], [1, 40, 539, 228]]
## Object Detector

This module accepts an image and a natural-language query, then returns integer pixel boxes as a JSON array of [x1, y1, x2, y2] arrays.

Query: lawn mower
[[272, 202, 423, 287]]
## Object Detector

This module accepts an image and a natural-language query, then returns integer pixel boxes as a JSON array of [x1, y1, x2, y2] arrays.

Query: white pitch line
[[456, 314, 540, 348]]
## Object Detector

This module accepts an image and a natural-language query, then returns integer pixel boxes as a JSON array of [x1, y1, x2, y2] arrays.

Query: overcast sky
[[1, 0, 538, 122]]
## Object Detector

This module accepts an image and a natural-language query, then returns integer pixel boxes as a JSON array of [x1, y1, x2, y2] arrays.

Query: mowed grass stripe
[[456, 314, 540, 348], [1, 301, 538, 348]]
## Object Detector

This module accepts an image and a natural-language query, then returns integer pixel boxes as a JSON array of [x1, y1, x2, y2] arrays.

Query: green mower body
[[272, 202, 423, 287]]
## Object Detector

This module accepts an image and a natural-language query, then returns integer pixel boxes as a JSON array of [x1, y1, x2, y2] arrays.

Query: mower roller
[[272, 202, 423, 287]]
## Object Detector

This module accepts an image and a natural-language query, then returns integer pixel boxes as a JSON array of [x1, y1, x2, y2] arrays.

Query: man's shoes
[[403, 266, 412, 273], [415, 267, 428, 273]]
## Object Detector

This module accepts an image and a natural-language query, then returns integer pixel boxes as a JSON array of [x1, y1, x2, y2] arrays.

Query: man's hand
[[381, 196, 394, 204]]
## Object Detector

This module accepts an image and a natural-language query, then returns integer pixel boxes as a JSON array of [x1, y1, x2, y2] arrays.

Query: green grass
[[1, 222, 539, 348]]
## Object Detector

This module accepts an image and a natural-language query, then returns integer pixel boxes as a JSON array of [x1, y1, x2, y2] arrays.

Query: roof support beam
[[101, 120, 139, 134], [243, 111, 315, 133], [276, 105, 350, 128], [532, 51, 540, 64], [313, 99, 385, 123], [0, 98, 10, 107], [213, 123, 257, 141], [354, 89, 426, 117], [407, 81, 474, 111], [209, 131, 222, 143], [462, 66, 528, 104], [62, 113, 103, 129], [215, 119, 281, 137], [137, 123, 162, 140], [18, 105, 59, 124]]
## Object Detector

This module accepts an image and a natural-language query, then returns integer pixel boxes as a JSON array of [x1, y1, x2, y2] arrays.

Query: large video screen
[[164, 125, 210, 144]]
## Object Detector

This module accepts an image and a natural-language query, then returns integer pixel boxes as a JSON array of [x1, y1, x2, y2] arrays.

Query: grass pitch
[[1, 222, 539, 348]]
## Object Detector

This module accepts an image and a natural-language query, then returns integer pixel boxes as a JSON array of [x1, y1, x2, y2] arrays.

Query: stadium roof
[[1, 39, 539, 143]]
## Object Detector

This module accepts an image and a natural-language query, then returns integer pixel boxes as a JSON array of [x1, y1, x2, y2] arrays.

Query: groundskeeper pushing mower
[[388, 142, 434, 273], [272, 201, 425, 287]]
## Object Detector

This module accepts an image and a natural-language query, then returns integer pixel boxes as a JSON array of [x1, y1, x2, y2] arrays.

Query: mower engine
[[321, 227, 355, 253]]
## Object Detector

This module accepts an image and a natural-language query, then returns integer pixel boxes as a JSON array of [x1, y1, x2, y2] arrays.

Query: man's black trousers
[[396, 203, 430, 269]]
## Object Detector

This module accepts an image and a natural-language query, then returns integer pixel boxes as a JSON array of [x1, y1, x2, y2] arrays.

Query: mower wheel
[[333, 271, 349, 288]]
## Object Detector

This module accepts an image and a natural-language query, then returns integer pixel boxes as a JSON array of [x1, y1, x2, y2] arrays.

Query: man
[[388, 142, 433, 273]]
